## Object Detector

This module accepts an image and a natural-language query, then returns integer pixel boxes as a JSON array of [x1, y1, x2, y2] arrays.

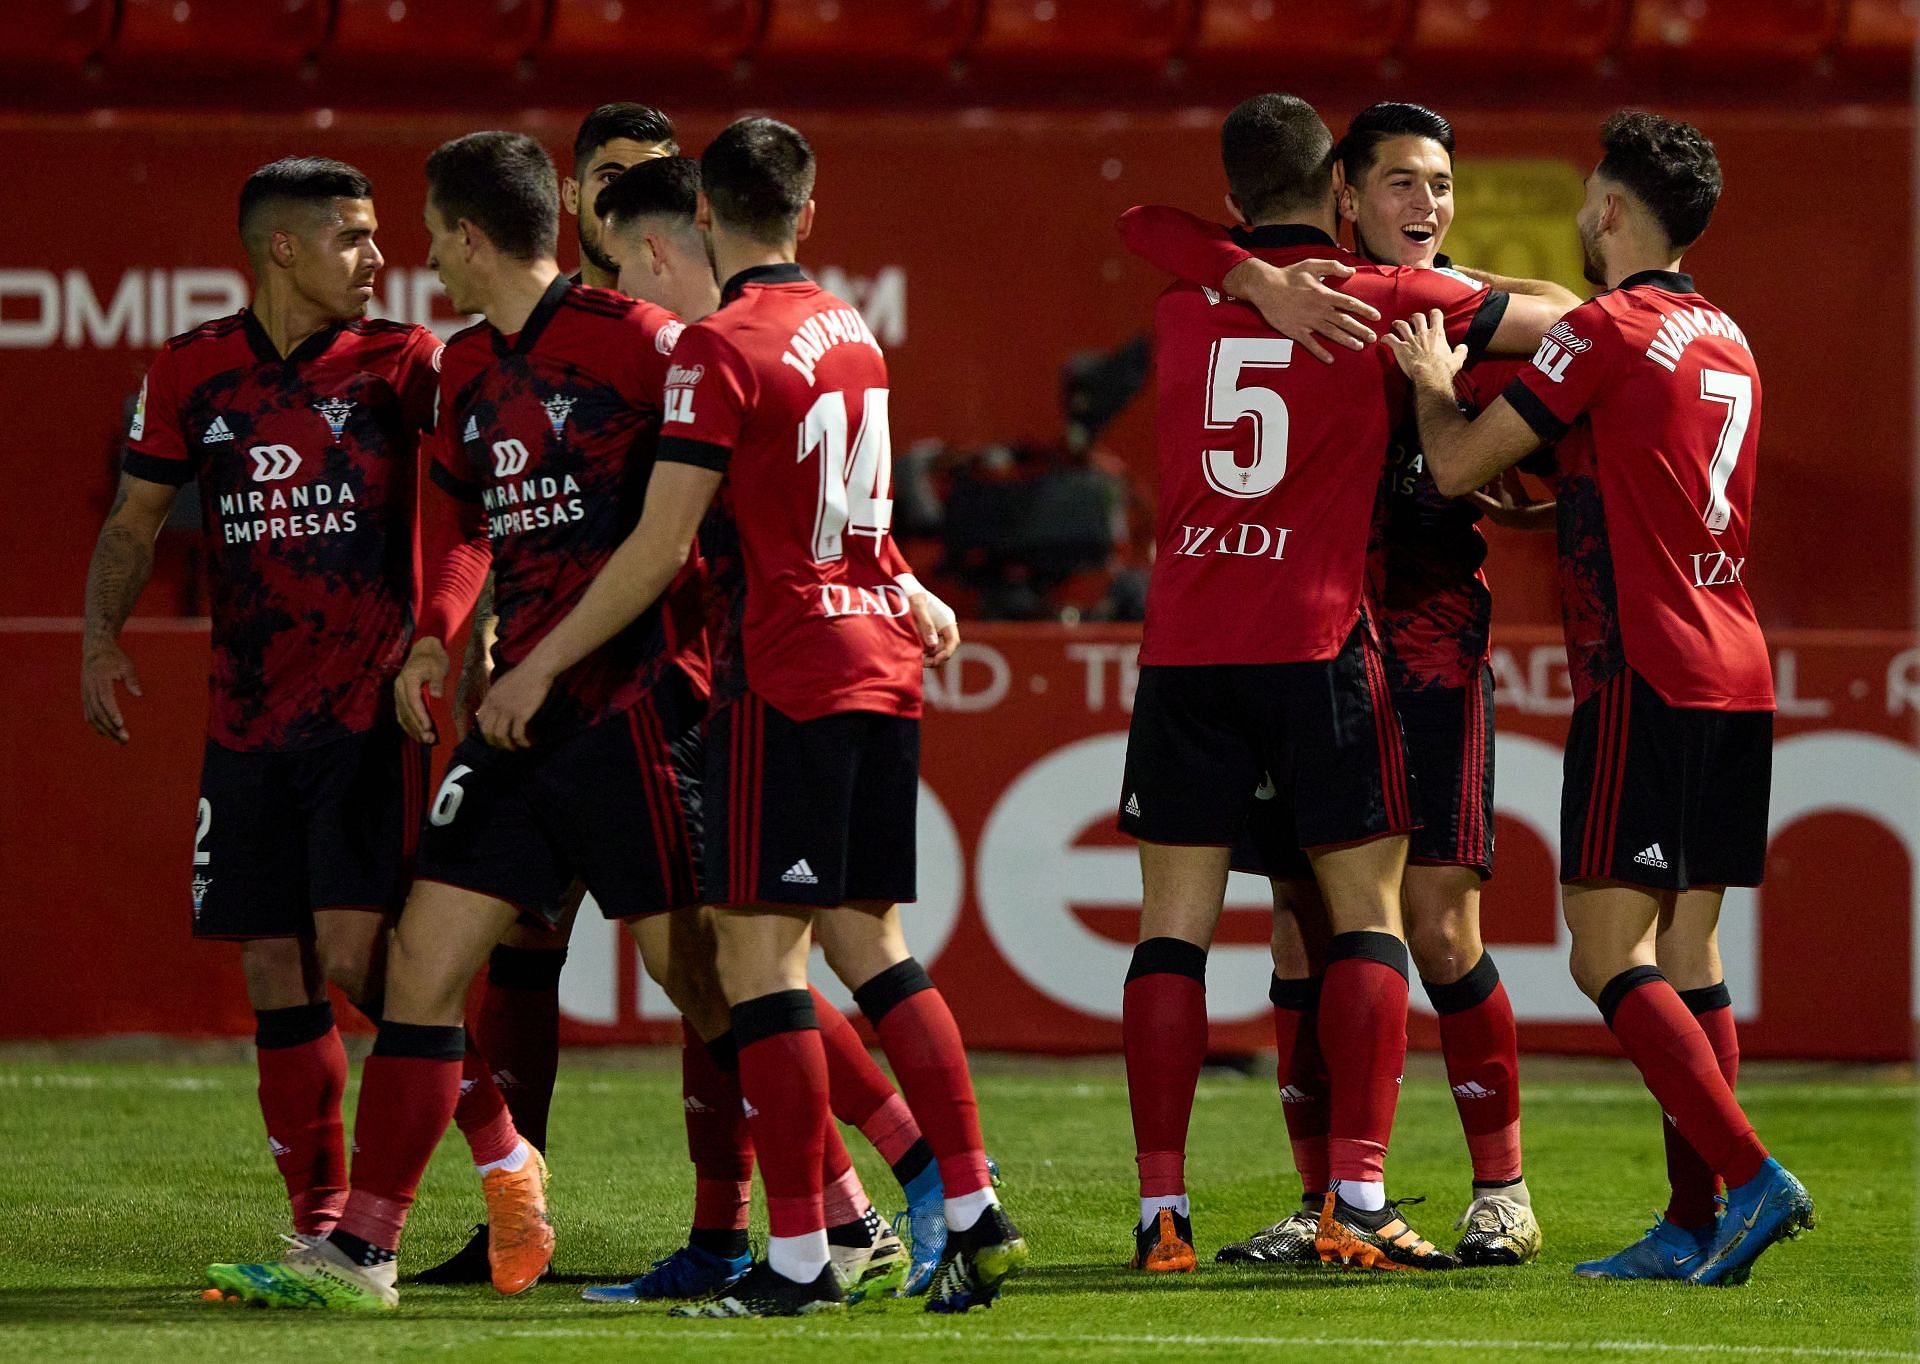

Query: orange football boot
[[1130, 1207, 1198, 1273], [481, 1142, 554, 1294]]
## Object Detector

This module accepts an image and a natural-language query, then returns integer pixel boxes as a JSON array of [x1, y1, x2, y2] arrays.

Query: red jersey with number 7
[[1127, 219, 1510, 665], [1501, 270, 1772, 711], [655, 263, 921, 721]]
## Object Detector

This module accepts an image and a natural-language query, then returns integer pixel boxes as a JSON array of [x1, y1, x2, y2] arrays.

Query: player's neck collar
[[1229, 223, 1338, 251], [241, 308, 340, 365], [493, 273, 572, 356], [721, 261, 808, 303], [1616, 268, 1694, 294]]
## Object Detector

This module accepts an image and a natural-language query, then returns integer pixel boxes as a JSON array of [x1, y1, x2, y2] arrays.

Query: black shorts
[[703, 691, 918, 909], [192, 721, 428, 940], [415, 669, 703, 924], [1232, 667, 1495, 882], [1119, 620, 1417, 853], [1562, 668, 1772, 891]]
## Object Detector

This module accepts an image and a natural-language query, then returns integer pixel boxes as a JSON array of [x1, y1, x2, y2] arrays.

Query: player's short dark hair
[[237, 157, 373, 258], [596, 156, 701, 229], [700, 117, 816, 247], [425, 131, 559, 261], [573, 103, 678, 168], [1220, 93, 1335, 222], [1336, 102, 1455, 185], [1596, 110, 1722, 249]]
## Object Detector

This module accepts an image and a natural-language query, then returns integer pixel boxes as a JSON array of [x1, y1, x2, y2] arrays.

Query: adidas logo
[[464, 415, 480, 443], [458, 1078, 476, 1096], [1124, 793, 1141, 818], [684, 1096, 713, 1114], [203, 415, 234, 444], [1453, 1081, 1495, 1099], [1277, 1084, 1313, 1104], [781, 858, 819, 885], [1632, 842, 1670, 870], [267, 1136, 291, 1156]]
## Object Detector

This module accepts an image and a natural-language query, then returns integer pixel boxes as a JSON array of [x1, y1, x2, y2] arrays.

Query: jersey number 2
[[1698, 368, 1751, 534], [1204, 337, 1294, 499], [799, 388, 893, 561]]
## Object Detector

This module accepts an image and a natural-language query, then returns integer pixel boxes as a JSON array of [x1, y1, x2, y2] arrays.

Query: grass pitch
[[0, 1048, 1912, 1364]]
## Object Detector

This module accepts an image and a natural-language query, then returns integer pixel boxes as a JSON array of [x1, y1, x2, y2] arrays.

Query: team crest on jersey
[[1545, 320, 1592, 353], [312, 396, 355, 437], [191, 873, 212, 918], [542, 394, 577, 436], [656, 319, 685, 354]]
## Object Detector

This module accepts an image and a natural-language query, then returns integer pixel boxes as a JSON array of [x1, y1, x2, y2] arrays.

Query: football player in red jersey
[[1383, 112, 1813, 1287], [83, 157, 517, 1257], [480, 117, 1022, 1318], [1109, 93, 1573, 1276]]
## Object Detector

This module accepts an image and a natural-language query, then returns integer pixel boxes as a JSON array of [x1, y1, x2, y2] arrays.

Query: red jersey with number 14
[[656, 263, 921, 721], [1502, 270, 1771, 711], [1126, 218, 1509, 665]]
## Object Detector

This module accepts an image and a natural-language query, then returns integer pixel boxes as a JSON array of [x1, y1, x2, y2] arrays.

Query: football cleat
[[670, 1260, 846, 1318], [891, 1198, 948, 1296], [1574, 1215, 1711, 1281], [1316, 1192, 1459, 1272], [1454, 1192, 1543, 1266], [1215, 1210, 1321, 1264], [1130, 1206, 1197, 1273], [206, 1235, 398, 1311], [580, 1243, 751, 1302], [924, 1205, 1030, 1313], [829, 1209, 910, 1303], [481, 1142, 554, 1295], [409, 1223, 491, 1285], [1690, 1160, 1815, 1287]]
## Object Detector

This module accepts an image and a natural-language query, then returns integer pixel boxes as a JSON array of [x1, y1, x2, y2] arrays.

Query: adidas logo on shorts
[[781, 858, 819, 885], [1453, 1081, 1495, 1099], [1277, 1085, 1312, 1104], [1124, 793, 1142, 818], [203, 414, 234, 444], [1632, 842, 1671, 870], [267, 1135, 291, 1156]]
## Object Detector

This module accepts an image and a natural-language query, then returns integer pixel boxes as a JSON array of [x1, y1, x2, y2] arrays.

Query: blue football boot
[[1690, 1160, 1815, 1287], [581, 1243, 752, 1302], [1574, 1216, 1712, 1281]]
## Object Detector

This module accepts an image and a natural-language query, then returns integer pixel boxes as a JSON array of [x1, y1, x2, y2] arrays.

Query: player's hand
[[394, 638, 450, 746], [477, 664, 551, 751], [1384, 309, 1468, 389], [907, 590, 961, 668], [1465, 468, 1555, 529], [81, 639, 141, 744], [1222, 256, 1380, 364], [452, 655, 491, 743]]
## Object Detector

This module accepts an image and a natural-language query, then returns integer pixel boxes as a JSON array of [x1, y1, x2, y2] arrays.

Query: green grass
[[0, 1050, 1913, 1363]]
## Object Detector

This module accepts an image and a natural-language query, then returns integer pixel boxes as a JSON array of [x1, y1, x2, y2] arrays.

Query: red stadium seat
[[541, 0, 767, 81], [109, 0, 331, 77], [1183, 0, 1411, 83], [1400, 0, 1624, 76], [0, 0, 115, 81], [1832, 0, 1918, 85], [962, 0, 1194, 79], [754, 0, 981, 79], [1619, 0, 1841, 75], [324, 0, 546, 77]]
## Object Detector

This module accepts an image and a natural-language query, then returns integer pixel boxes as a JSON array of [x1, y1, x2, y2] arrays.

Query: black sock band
[[731, 989, 817, 1048], [890, 1137, 935, 1188], [370, 1020, 466, 1061], [1422, 951, 1501, 1016], [254, 1001, 336, 1050], [327, 1228, 395, 1266], [852, 958, 936, 1025], [488, 944, 568, 991], [1126, 936, 1208, 985], [704, 1031, 740, 1074], [1326, 930, 1409, 981], [1268, 974, 1320, 1010], [1597, 964, 1667, 1028], [1678, 981, 1732, 1015], [689, 1226, 750, 1259]]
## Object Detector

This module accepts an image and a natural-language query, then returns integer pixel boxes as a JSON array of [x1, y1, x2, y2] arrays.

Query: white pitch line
[[497, 1325, 1919, 1361]]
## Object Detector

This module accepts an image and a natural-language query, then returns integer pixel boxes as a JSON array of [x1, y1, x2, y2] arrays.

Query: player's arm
[[399, 423, 493, 745], [81, 473, 177, 743], [1482, 288, 1573, 357], [1464, 469, 1556, 531], [451, 574, 497, 742], [1116, 205, 1379, 364], [479, 459, 723, 749], [878, 536, 959, 667], [1456, 265, 1583, 314], [1384, 310, 1543, 498]]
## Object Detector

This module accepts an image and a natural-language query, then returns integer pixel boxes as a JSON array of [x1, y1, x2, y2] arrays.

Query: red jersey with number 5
[[1127, 219, 1509, 665], [655, 263, 921, 721], [1502, 270, 1771, 711]]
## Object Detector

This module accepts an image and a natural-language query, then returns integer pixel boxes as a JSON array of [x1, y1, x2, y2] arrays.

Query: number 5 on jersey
[[1204, 337, 1293, 499]]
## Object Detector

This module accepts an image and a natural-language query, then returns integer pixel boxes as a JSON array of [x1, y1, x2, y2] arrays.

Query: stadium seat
[[109, 0, 331, 77], [1832, 0, 1919, 85], [0, 0, 114, 81], [1618, 0, 1841, 75], [754, 0, 982, 79], [961, 0, 1194, 79], [1182, 0, 1412, 83], [1399, 0, 1624, 77], [542, 0, 768, 81], [324, 0, 547, 77]]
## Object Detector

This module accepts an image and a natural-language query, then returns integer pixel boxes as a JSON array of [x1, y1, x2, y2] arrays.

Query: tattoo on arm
[[84, 482, 157, 651]]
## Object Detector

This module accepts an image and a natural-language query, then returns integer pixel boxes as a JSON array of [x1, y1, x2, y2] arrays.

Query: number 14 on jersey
[[800, 387, 894, 562]]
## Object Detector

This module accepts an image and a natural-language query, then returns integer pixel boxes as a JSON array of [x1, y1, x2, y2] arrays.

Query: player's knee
[[1407, 914, 1476, 984]]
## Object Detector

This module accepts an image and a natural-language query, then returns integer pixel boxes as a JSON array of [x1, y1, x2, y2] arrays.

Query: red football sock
[[1319, 933, 1411, 1184], [1269, 975, 1330, 1198], [821, 1121, 872, 1228], [734, 991, 829, 1239], [253, 1003, 349, 1235], [1426, 954, 1524, 1186], [335, 1023, 467, 1253], [681, 1020, 753, 1233], [817, 987, 923, 1165], [1664, 982, 1741, 1228], [450, 1042, 521, 1167], [856, 959, 993, 1199], [1602, 968, 1766, 1188], [1119, 938, 1209, 1201], [473, 945, 565, 1153]]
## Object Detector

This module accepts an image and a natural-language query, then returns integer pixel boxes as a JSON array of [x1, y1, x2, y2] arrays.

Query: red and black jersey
[[656, 263, 922, 722], [1504, 270, 1771, 711], [123, 309, 441, 751], [426, 276, 705, 739], [1119, 213, 1509, 666]]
